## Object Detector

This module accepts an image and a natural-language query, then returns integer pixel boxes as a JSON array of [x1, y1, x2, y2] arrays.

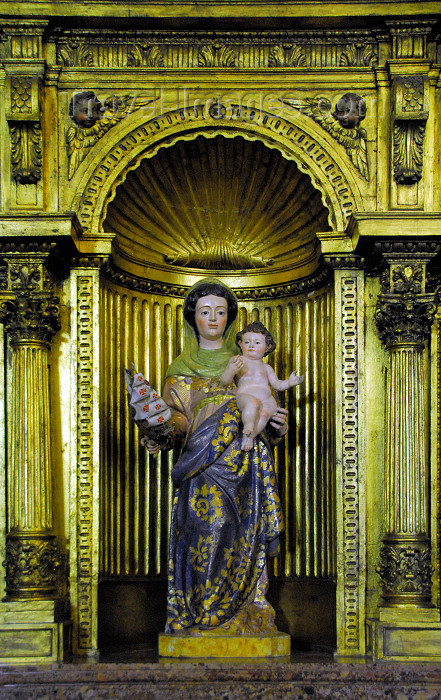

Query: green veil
[[165, 278, 238, 379]]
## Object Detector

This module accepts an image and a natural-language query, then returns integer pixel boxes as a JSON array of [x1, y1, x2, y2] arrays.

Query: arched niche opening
[[98, 133, 336, 653], [102, 133, 331, 287]]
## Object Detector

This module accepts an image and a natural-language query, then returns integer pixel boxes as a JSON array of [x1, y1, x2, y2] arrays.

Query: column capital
[[0, 291, 60, 345], [375, 294, 438, 348], [373, 241, 440, 348], [0, 239, 63, 345]]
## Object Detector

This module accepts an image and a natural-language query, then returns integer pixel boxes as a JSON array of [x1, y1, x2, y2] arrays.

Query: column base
[[0, 600, 71, 663], [367, 610, 441, 662], [159, 631, 290, 658]]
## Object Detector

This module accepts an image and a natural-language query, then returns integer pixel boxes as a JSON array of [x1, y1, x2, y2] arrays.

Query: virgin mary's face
[[195, 295, 228, 347]]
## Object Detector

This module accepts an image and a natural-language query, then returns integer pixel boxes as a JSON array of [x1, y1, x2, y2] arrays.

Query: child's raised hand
[[289, 371, 304, 387]]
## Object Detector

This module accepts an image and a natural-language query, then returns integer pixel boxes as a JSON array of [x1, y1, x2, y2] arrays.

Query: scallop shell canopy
[[104, 134, 330, 272]]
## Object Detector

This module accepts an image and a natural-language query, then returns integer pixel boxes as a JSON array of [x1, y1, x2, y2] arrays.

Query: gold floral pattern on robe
[[163, 377, 284, 635]]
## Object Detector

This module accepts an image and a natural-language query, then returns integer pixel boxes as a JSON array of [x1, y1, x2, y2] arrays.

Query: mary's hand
[[140, 436, 161, 455], [269, 407, 288, 436]]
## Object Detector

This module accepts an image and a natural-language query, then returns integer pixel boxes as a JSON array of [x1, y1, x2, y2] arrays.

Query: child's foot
[[241, 432, 254, 451]]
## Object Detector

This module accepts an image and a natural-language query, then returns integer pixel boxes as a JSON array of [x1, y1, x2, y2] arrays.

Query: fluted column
[[0, 247, 61, 599], [375, 243, 439, 607]]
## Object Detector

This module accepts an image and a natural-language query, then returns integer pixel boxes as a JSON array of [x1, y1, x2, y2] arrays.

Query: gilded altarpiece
[[0, 4, 440, 663]]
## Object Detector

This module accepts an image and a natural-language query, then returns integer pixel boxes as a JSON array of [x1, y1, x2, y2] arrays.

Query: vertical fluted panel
[[385, 345, 427, 534], [100, 283, 335, 580], [9, 342, 52, 531]]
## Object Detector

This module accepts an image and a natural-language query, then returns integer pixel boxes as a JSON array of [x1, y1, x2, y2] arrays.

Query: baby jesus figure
[[220, 321, 304, 451]]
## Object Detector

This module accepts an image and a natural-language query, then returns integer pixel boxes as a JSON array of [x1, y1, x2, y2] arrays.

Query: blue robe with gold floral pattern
[[164, 380, 284, 633]]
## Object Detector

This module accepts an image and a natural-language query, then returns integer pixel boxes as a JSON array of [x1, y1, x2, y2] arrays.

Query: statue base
[[158, 631, 290, 658]]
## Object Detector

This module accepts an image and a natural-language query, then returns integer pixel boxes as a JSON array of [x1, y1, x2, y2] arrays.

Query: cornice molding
[[101, 259, 332, 300], [1, 1, 439, 19], [53, 28, 382, 70]]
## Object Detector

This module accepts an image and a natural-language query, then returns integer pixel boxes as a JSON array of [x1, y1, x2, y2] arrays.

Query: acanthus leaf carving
[[9, 122, 42, 184], [339, 41, 378, 67], [376, 539, 433, 603], [375, 294, 437, 347], [390, 264, 423, 295], [198, 44, 237, 68], [268, 44, 306, 67], [374, 246, 440, 346], [0, 290, 61, 345], [3, 535, 60, 598], [9, 263, 42, 291], [57, 41, 94, 67], [393, 121, 426, 185], [54, 29, 380, 69], [127, 43, 165, 67], [392, 75, 428, 186]]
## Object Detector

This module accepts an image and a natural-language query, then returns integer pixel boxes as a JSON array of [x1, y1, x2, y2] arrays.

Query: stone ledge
[[2, 659, 441, 700]]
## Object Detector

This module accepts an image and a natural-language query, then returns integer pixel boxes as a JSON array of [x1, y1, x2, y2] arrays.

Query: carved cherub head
[[69, 91, 102, 128], [332, 93, 366, 129]]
